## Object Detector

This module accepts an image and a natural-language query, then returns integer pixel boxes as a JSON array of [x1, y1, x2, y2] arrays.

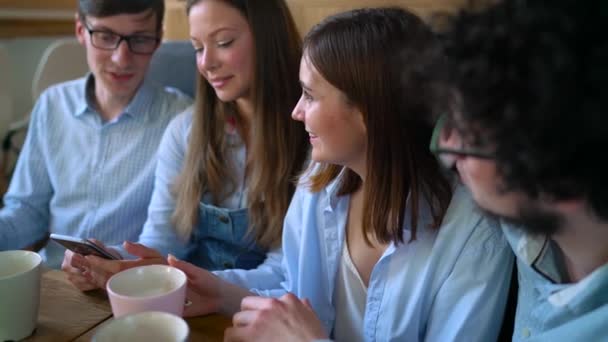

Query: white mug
[[0, 250, 42, 341], [92, 311, 189, 342], [106, 264, 187, 318]]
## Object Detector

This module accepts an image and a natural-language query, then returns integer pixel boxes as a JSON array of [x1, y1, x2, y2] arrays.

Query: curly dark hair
[[442, 0, 608, 220]]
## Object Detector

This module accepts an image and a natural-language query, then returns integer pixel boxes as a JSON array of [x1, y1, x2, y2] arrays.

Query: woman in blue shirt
[[62, 0, 308, 290], [169, 7, 514, 341]]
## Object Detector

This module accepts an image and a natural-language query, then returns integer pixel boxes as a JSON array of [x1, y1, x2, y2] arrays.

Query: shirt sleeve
[[211, 183, 313, 297], [112, 110, 191, 259], [213, 247, 287, 297], [424, 217, 514, 342], [0, 93, 53, 250]]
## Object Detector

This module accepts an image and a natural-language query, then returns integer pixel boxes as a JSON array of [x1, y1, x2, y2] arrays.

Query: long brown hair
[[304, 7, 452, 244], [173, 0, 308, 249]]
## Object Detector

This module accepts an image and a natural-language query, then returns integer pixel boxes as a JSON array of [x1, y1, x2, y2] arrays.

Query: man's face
[[76, 10, 160, 104], [432, 115, 563, 235]]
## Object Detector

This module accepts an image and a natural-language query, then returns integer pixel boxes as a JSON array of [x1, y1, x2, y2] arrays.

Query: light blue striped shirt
[[502, 224, 608, 341], [216, 172, 514, 341], [0, 75, 192, 268]]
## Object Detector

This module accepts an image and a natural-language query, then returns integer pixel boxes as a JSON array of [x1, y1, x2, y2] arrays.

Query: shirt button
[[219, 215, 229, 224], [223, 262, 234, 269], [522, 327, 531, 338]]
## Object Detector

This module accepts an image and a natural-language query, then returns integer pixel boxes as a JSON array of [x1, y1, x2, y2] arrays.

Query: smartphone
[[50, 234, 119, 260]]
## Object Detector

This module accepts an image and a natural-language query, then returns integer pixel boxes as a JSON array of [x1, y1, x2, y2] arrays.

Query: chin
[[215, 92, 236, 102]]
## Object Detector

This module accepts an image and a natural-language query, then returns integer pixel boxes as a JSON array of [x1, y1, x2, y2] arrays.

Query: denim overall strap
[[187, 202, 266, 271]]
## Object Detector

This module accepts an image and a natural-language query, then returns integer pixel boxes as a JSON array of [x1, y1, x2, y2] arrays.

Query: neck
[[235, 97, 254, 128], [349, 159, 367, 182], [94, 85, 137, 122], [552, 211, 608, 282], [234, 98, 254, 147]]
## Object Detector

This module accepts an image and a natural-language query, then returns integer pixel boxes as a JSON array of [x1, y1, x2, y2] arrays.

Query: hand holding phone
[[50, 234, 120, 260]]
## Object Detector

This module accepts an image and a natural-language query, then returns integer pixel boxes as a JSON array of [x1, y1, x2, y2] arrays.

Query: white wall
[[0, 36, 71, 137]]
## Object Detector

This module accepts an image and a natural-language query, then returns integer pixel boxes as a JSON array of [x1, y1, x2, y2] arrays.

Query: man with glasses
[[434, 0, 608, 340], [0, 0, 192, 274]]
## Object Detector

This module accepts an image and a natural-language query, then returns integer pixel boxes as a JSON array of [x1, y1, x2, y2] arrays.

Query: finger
[[88, 238, 106, 248], [232, 309, 258, 327], [279, 293, 300, 305], [62, 249, 87, 271], [301, 298, 314, 310], [240, 296, 277, 311], [84, 255, 120, 288], [67, 272, 97, 291], [168, 254, 204, 281], [182, 288, 217, 317], [124, 242, 163, 259], [70, 252, 89, 270], [85, 255, 120, 273]]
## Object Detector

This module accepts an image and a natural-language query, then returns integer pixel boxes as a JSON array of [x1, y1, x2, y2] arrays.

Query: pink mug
[[106, 265, 187, 318]]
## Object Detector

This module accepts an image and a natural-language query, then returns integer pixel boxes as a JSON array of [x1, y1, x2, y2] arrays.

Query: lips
[[208, 76, 233, 89], [108, 72, 135, 82]]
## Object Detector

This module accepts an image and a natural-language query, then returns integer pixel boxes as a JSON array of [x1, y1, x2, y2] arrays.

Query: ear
[[75, 13, 86, 45]]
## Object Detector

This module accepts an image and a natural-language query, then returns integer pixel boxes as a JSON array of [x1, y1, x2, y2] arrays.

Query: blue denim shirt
[[502, 223, 608, 341], [123, 109, 265, 271], [216, 172, 514, 341]]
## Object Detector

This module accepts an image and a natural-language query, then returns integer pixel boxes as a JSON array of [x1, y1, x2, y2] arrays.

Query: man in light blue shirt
[[433, 0, 608, 340], [0, 0, 191, 270]]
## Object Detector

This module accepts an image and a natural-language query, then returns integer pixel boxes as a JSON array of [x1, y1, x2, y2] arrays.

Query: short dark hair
[[443, 0, 608, 219], [78, 0, 165, 32]]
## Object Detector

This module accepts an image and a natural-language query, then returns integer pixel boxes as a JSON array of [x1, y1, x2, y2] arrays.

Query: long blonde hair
[[172, 0, 308, 249]]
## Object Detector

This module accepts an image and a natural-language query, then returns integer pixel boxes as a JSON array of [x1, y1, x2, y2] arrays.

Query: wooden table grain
[[24, 270, 112, 341], [24, 270, 232, 341]]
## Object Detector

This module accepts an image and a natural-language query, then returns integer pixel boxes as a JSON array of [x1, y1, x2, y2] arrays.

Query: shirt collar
[[74, 73, 156, 122], [502, 222, 566, 283], [321, 166, 432, 236]]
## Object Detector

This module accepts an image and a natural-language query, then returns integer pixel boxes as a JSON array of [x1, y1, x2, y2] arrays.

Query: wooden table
[[24, 270, 232, 341]]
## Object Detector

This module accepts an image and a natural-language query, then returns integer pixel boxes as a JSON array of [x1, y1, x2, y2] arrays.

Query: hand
[[167, 254, 222, 316], [224, 293, 328, 342], [82, 241, 166, 289], [61, 249, 97, 291]]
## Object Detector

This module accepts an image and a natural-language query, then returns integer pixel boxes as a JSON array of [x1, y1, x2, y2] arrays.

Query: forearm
[[0, 206, 47, 250], [217, 276, 256, 316]]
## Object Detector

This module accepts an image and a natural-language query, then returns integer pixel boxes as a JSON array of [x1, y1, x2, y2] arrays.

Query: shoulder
[[36, 77, 86, 103], [148, 82, 193, 114], [32, 77, 87, 123], [435, 185, 506, 255], [162, 106, 195, 144]]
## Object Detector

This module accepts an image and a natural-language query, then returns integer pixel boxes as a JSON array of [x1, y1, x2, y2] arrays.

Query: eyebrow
[[300, 81, 312, 92], [87, 23, 156, 36], [190, 27, 238, 45]]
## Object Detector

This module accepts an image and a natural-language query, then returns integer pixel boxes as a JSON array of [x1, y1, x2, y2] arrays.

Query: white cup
[[0, 250, 42, 341], [92, 311, 189, 342], [106, 265, 187, 318]]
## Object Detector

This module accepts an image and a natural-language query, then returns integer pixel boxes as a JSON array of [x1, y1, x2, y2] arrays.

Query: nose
[[197, 47, 219, 73], [111, 39, 132, 67], [439, 124, 461, 151], [291, 96, 305, 122]]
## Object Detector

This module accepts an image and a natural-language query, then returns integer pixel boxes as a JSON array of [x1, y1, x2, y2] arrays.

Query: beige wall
[[165, 0, 468, 40]]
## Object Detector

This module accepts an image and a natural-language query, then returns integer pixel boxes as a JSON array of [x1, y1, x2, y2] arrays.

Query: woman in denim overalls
[[67, 0, 308, 288]]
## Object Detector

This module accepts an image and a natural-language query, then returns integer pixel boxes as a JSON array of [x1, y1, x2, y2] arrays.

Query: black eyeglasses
[[83, 21, 160, 55], [429, 114, 496, 169]]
